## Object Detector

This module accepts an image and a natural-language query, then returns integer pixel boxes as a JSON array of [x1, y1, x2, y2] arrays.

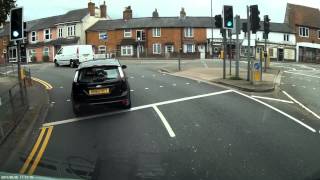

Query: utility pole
[[235, 15, 240, 78], [246, 6, 251, 81], [222, 29, 226, 79]]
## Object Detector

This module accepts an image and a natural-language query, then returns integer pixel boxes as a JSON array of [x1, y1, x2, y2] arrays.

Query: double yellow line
[[31, 77, 53, 90], [19, 126, 53, 175]]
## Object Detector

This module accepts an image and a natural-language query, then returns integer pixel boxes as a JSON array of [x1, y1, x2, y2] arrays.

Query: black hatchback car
[[71, 59, 131, 114]]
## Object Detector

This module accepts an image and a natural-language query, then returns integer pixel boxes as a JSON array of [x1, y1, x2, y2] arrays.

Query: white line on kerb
[[233, 90, 316, 133], [153, 105, 176, 138], [43, 90, 233, 127], [282, 90, 320, 120], [251, 95, 294, 104]]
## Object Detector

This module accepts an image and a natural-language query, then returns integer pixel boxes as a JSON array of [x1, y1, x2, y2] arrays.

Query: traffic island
[[160, 66, 280, 93]]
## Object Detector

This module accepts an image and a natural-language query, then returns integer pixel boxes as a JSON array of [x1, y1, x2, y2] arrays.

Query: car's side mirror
[[122, 65, 127, 69]]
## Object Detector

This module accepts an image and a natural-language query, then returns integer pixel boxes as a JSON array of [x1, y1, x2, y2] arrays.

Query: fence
[[0, 65, 31, 143]]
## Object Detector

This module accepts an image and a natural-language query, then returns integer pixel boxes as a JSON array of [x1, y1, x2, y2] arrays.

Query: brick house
[[86, 7, 210, 59], [0, 23, 9, 64], [284, 3, 320, 63], [25, 2, 107, 63]]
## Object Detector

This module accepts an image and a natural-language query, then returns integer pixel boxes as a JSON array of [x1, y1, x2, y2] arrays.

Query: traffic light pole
[[16, 40, 22, 85], [229, 30, 232, 75], [246, 6, 251, 81], [222, 29, 226, 79], [264, 38, 267, 72], [235, 15, 240, 78]]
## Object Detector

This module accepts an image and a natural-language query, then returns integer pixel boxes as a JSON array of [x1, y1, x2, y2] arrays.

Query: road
[[2, 60, 320, 180]]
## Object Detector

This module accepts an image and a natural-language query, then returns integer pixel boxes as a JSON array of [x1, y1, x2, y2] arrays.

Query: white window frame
[[43, 29, 51, 41], [67, 25, 76, 37], [184, 27, 194, 38], [124, 29, 132, 38], [99, 32, 107, 40], [136, 30, 145, 41], [30, 49, 36, 57], [165, 45, 174, 53], [121, 45, 133, 56], [8, 47, 17, 62], [58, 28, 63, 38], [284, 34, 290, 41], [299, 27, 309, 37], [152, 28, 161, 37], [152, 43, 161, 54], [43, 47, 49, 56], [31, 31, 37, 42], [184, 44, 195, 53], [98, 45, 107, 54]]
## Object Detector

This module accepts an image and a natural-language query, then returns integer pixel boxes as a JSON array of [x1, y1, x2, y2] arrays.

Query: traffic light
[[263, 15, 270, 39], [242, 22, 248, 33], [250, 5, 260, 34], [214, 15, 222, 28], [23, 22, 27, 39], [223, 5, 233, 29], [10, 7, 24, 41]]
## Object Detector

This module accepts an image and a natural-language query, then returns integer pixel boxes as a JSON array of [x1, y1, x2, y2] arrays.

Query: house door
[[278, 48, 284, 61], [198, 45, 205, 59]]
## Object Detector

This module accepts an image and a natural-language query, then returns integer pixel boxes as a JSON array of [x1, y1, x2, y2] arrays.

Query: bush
[[31, 56, 37, 62], [43, 55, 50, 62]]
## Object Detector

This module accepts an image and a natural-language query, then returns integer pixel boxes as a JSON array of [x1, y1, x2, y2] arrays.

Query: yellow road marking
[[31, 77, 53, 90], [28, 126, 53, 175], [19, 127, 47, 174]]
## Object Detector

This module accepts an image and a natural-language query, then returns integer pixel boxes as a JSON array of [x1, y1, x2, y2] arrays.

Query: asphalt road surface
[[3, 60, 320, 180]]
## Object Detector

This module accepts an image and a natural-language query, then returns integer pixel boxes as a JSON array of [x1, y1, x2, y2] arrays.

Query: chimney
[[88, 1, 95, 16], [100, 1, 107, 18], [152, 8, 159, 18], [123, 6, 132, 20], [180, 7, 186, 19]]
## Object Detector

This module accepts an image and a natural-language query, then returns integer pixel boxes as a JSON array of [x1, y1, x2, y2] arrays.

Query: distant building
[[284, 3, 320, 63]]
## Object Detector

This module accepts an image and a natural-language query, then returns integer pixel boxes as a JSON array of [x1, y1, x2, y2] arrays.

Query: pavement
[[159, 60, 279, 92], [1, 61, 320, 180], [0, 76, 50, 170]]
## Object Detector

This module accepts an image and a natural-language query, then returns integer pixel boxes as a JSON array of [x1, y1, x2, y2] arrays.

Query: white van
[[54, 45, 95, 68]]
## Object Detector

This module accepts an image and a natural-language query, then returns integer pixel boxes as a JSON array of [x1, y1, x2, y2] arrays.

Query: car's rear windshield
[[78, 66, 120, 83]]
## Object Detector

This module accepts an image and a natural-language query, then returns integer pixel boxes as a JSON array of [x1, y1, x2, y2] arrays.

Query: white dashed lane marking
[[145, 88, 149, 90], [130, 90, 134, 92], [130, 76, 134, 79], [292, 84, 296, 87], [186, 83, 190, 85], [313, 88, 317, 90], [302, 86, 306, 88], [172, 84, 177, 86], [160, 86, 163, 88], [66, 99, 71, 102]]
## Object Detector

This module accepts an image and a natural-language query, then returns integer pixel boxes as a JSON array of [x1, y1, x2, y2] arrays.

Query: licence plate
[[89, 88, 110, 95]]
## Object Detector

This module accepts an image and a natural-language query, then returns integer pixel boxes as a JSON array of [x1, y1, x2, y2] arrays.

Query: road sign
[[254, 62, 260, 70]]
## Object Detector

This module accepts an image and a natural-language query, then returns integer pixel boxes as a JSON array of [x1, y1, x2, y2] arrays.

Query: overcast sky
[[17, 0, 320, 23]]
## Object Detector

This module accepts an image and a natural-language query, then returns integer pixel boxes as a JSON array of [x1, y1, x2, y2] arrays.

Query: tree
[[0, 0, 16, 25]]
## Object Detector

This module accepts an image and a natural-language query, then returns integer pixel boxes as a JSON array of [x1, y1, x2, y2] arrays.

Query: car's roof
[[78, 59, 121, 69]]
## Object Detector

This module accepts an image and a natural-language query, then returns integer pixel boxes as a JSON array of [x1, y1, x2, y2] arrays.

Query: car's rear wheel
[[72, 101, 82, 116], [70, 60, 76, 68], [122, 93, 131, 109], [54, 60, 59, 67]]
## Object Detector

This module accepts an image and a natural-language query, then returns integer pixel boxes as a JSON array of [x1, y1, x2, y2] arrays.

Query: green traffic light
[[227, 21, 233, 27]]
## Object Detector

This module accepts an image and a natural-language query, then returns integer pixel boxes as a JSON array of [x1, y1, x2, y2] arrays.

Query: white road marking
[[172, 84, 177, 86], [234, 91, 316, 133], [186, 83, 190, 85], [282, 91, 320, 121], [251, 95, 294, 104], [292, 84, 296, 87], [42, 90, 233, 127], [51, 102, 55, 104], [152, 105, 176, 138], [284, 71, 320, 79], [302, 86, 306, 88], [130, 90, 134, 92], [66, 99, 71, 102], [145, 88, 149, 90], [141, 75, 145, 78], [152, 74, 156, 77], [60, 86, 63, 89], [160, 85, 163, 88], [313, 88, 316, 90], [130, 76, 134, 79]]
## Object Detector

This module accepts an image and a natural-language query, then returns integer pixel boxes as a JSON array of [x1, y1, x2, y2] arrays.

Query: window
[[9, 47, 17, 62], [58, 28, 63, 38], [153, 43, 161, 54], [44, 29, 51, 40], [183, 44, 195, 53], [31, 31, 37, 42], [98, 46, 107, 54], [257, 47, 261, 53], [121, 45, 133, 56], [43, 47, 49, 56], [78, 67, 120, 83], [152, 28, 161, 37], [99, 32, 107, 40], [124, 29, 132, 38], [29, 49, 36, 57], [136, 30, 145, 41], [67, 25, 76, 36], [284, 34, 289, 41], [299, 27, 309, 37], [184, 27, 194, 38]]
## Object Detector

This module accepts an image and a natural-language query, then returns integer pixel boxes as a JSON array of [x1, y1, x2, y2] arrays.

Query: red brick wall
[[0, 36, 9, 64], [295, 26, 320, 43]]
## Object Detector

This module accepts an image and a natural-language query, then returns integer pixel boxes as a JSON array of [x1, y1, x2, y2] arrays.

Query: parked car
[[71, 59, 131, 115], [54, 45, 95, 68]]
